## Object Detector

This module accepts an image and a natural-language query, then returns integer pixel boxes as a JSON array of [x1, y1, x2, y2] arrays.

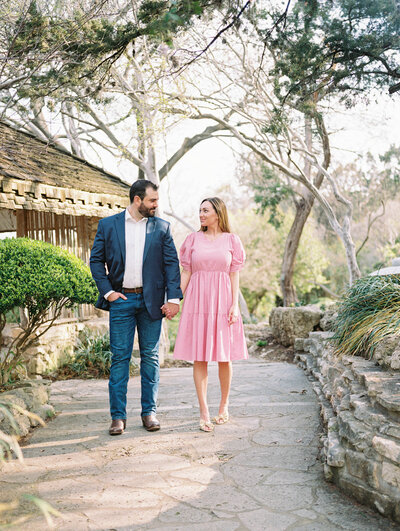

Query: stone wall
[[0, 380, 54, 438], [2, 317, 109, 377], [295, 331, 400, 522]]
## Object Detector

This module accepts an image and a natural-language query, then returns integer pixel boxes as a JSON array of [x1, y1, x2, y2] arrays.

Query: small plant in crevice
[[56, 328, 138, 379]]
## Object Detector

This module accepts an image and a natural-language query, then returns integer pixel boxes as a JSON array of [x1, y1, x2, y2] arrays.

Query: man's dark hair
[[129, 180, 158, 203]]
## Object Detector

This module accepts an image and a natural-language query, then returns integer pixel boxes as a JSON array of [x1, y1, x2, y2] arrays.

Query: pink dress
[[173, 231, 249, 362]]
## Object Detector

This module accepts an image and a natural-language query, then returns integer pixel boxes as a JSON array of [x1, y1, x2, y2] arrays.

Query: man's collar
[[125, 208, 148, 223]]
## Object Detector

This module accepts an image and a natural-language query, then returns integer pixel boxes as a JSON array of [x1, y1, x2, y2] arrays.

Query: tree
[[256, 0, 400, 103], [1, 0, 244, 96], [0, 238, 97, 385], [0, 1, 244, 185], [239, 0, 400, 303], [168, 21, 361, 303]]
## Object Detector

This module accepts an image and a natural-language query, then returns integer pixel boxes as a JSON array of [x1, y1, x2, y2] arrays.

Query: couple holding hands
[[90, 180, 248, 435]]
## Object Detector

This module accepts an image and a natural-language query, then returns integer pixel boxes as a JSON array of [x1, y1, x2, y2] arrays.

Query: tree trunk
[[281, 197, 313, 306], [342, 216, 361, 284], [281, 115, 314, 306], [280, 112, 331, 305]]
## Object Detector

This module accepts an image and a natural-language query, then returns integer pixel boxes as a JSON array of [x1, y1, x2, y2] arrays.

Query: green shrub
[[0, 238, 97, 316], [0, 238, 98, 385], [57, 329, 138, 379], [332, 274, 400, 358]]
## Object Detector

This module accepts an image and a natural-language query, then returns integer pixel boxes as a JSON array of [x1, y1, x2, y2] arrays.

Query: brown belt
[[122, 287, 143, 294]]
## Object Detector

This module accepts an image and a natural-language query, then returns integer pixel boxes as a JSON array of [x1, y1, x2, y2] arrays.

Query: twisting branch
[[356, 201, 386, 257], [166, 0, 254, 78], [164, 212, 196, 231]]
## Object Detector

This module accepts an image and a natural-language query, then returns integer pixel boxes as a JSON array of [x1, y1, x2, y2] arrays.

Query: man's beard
[[138, 203, 156, 218]]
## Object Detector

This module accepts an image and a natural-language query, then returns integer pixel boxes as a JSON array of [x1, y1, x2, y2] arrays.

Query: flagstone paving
[[1, 358, 398, 530]]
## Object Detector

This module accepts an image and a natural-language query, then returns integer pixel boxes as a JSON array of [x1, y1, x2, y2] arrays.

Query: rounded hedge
[[0, 238, 97, 317]]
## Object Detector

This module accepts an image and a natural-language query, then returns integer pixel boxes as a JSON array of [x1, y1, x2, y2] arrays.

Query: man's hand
[[108, 292, 127, 302], [161, 302, 180, 320]]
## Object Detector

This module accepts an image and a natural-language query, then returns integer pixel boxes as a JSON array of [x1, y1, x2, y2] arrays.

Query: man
[[90, 180, 182, 435]]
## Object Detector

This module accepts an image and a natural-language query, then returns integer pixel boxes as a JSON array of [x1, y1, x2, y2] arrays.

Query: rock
[[381, 461, 400, 489], [390, 348, 400, 370], [345, 450, 370, 482], [338, 411, 373, 452], [324, 463, 334, 481], [320, 309, 338, 331], [0, 380, 53, 437], [293, 338, 305, 352], [372, 336, 400, 370], [380, 423, 400, 441], [269, 306, 323, 347], [326, 435, 345, 467], [372, 436, 400, 465]]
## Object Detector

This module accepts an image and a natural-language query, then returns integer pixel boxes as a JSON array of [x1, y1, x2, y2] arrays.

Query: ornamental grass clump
[[0, 238, 98, 385], [56, 328, 139, 379], [332, 274, 400, 359]]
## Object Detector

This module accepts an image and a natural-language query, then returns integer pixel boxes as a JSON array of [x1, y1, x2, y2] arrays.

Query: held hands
[[161, 302, 180, 320], [228, 304, 239, 326]]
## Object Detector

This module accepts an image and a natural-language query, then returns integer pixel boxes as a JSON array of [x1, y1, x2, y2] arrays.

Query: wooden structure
[[0, 121, 130, 317]]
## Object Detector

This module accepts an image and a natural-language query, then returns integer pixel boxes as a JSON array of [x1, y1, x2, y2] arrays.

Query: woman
[[173, 197, 248, 432]]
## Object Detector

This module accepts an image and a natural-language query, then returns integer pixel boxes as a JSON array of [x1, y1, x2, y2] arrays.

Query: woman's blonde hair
[[200, 197, 231, 233]]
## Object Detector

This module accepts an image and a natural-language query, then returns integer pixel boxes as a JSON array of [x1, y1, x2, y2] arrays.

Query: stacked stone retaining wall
[[295, 331, 400, 523], [0, 380, 54, 444]]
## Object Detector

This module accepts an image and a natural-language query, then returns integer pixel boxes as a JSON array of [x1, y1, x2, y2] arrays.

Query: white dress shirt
[[123, 208, 147, 289], [105, 209, 179, 305]]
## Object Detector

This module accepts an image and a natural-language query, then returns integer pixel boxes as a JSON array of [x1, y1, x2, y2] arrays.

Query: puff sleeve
[[230, 233, 246, 272], [179, 232, 195, 272]]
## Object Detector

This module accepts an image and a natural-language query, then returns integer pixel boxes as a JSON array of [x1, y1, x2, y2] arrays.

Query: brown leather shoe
[[142, 415, 160, 431], [109, 419, 126, 436]]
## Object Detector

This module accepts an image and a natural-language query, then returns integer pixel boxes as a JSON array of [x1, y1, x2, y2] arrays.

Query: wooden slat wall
[[18, 210, 92, 262], [16, 210, 99, 319]]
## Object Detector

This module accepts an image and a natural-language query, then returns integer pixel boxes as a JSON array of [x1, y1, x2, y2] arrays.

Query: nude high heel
[[213, 410, 229, 425]]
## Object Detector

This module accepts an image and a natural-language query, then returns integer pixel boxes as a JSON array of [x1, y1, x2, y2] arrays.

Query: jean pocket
[[110, 297, 125, 304]]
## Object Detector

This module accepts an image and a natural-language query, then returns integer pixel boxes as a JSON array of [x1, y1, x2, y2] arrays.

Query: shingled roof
[[0, 122, 130, 216]]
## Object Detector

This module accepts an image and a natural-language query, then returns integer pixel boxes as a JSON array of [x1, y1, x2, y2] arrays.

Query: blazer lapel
[[114, 211, 126, 265], [143, 217, 155, 263]]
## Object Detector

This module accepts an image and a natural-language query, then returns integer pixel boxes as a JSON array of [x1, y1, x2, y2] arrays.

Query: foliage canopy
[[2, 0, 242, 98], [253, 0, 400, 108], [0, 238, 97, 317]]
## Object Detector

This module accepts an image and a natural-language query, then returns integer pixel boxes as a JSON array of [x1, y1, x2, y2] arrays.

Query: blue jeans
[[109, 293, 162, 420]]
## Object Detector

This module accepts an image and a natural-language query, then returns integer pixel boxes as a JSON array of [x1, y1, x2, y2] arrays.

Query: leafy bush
[[332, 274, 400, 358], [0, 238, 98, 385], [57, 329, 138, 379]]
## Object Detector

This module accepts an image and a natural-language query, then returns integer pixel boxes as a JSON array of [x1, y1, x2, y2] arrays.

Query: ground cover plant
[[56, 329, 139, 379], [332, 274, 400, 358]]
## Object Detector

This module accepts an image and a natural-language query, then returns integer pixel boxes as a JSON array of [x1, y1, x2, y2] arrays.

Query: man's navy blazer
[[89, 211, 182, 320]]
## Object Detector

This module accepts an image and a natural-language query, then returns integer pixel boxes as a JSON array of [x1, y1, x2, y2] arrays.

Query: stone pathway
[[1, 358, 398, 530]]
